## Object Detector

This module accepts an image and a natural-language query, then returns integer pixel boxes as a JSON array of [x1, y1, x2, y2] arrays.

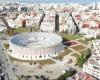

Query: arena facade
[[8, 32, 64, 60]]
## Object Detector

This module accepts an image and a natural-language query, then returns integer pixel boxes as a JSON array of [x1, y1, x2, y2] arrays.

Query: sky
[[0, 0, 100, 3]]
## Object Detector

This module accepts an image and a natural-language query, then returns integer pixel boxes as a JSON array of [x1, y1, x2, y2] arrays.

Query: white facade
[[40, 22, 55, 32], [40, 11, 55, 32], [83, 40, 100, 79], [0, 25, 6, 32], [0, 6, 4, 10]]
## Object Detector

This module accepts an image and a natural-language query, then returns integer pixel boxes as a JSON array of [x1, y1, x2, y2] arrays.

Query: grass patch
[[57, 70, 77, 80], [6, 27, 31, 36], [85, 37, 96, 41], [71, 45, 86, 51], [77, 39, 88, 45], [34, 59, 55, 66], [79, 49, 91, 54], [10, 56, 55, 66], [76, 49, 91, 68], [71, 53, 80, 58], [54, 48, 72, 60], [4, 43, 9, 49], [61, 34, 83, 42], [13, 27, 30, 33]]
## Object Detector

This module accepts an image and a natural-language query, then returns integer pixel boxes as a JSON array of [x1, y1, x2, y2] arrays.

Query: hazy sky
[[0, 0, 100, 3]]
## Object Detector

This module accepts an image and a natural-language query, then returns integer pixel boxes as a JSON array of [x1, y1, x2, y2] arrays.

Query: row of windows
[[84, 67, 100, 77], [23, 52, 57, 59], [11, 48, 59, 54], [10, 52, 58, 59]]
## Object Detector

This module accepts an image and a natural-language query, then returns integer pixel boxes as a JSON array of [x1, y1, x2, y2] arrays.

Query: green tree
[[57, 70, 76, 80], [76, 49, 91, 68], [96, 35, 100, 39], [7, 28, 14, 35]]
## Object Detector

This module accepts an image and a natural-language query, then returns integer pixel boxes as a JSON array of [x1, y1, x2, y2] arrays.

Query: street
[[0, 40, 16, 80]]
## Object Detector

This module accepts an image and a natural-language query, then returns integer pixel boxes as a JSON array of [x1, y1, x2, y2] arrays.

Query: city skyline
[[0, 0, 100, 3]]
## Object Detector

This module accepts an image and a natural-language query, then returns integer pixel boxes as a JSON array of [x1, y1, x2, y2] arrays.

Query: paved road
[[0, 41, 16, 80], [0, 50, 9, 80]]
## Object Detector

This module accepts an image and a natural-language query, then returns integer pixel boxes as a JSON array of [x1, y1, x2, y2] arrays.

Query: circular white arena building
[[8, 32, 64, 60]]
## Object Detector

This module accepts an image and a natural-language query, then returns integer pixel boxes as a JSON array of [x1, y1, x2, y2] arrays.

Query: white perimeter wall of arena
[[8, 43, 64, 60], [8, 32, 64, 61]]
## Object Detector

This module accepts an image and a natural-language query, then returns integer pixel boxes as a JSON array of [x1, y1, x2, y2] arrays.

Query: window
[[26, 56, 28, 58], [39, 55, 42, 58], [93, 66, 99, 70], [44, 55, 46, 58], [35, 37, 37, 39], [9, 50, 12, 52], [44, 37, 46, 39], [22, 55, 24, 58], [35, 56, 37, 58]]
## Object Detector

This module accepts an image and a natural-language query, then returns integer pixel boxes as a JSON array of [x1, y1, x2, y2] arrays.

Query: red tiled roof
[[78, 72, 97, 80], [82, 23, 90, 28]]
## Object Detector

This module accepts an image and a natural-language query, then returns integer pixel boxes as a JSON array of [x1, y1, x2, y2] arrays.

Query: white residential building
[[40, 11, 55, 32], [40, 22, 55, 32], [83, 40, 100, 79], [0, 5, 4, 11]]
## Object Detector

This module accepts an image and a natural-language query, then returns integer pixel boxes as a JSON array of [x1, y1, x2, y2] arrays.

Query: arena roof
[[10, 32, 62, 49]]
